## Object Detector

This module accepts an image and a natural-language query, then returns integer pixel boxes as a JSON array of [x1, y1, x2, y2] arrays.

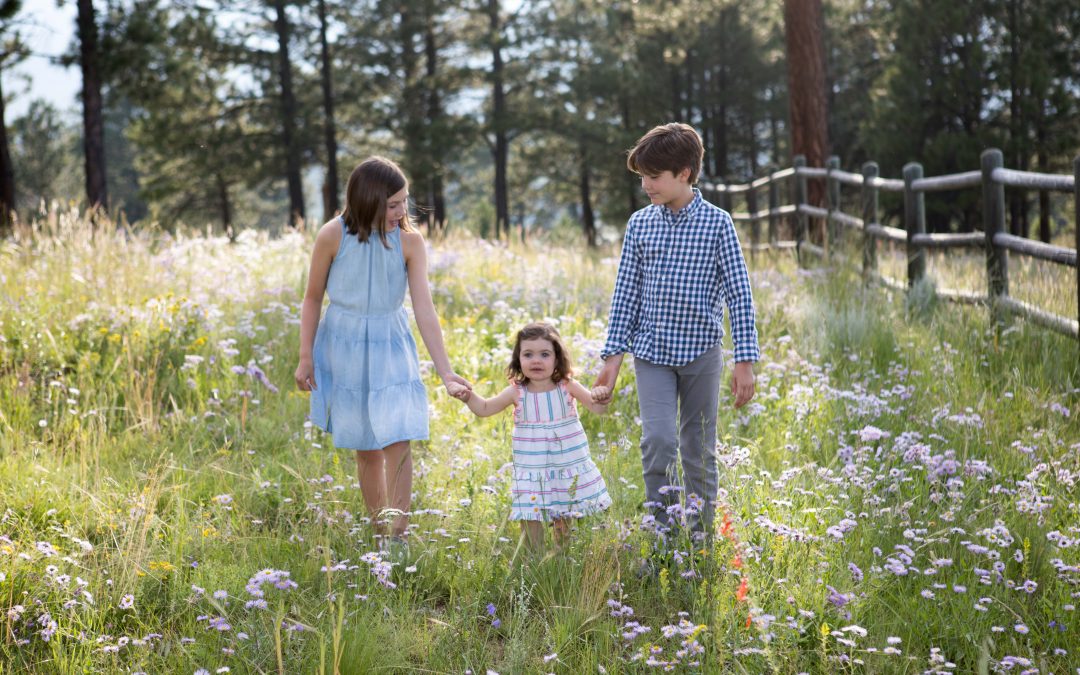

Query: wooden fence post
[[826, 155, 840, 259], [747, 182, 760, 265], [794, 155, 807, 267], [903, 162, 926, 287], [862, 161, 879, 283], [767, 169, 779, 246], [981, 149, 1009, 327]]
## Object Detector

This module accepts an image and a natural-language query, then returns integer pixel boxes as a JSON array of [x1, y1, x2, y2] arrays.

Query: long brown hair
[[506, 322, 573, 384], [342, 156, 414, 247]]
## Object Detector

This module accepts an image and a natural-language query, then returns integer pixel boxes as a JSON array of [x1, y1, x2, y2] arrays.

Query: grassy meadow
[[1, 208, 1078, 674]]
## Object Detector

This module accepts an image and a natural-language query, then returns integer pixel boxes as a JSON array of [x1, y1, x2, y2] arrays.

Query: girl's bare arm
[[295, 220, 341, 390], [565, 378, 609, 415], [401, 230, 471, 394], [461, 384, 518, 418]]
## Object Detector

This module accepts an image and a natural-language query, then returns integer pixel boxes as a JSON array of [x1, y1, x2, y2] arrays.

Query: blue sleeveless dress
[[309, 218, 428, 449]]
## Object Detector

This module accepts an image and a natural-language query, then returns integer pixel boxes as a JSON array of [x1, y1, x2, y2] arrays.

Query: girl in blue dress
[[295, 156, 470, 544]]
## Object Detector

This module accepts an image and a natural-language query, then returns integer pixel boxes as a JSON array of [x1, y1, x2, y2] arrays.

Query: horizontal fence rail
[[699, 148, 1080, 345]]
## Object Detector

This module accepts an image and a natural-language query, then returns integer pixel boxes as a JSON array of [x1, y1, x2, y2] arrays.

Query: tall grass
[[1, 209, 1077, 673]]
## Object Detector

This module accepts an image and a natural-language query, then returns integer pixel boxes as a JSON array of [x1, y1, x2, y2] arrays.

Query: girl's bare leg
[[521, 521, 545, 553], [355, 450, 388, 533], [382, 441, 413, 537]]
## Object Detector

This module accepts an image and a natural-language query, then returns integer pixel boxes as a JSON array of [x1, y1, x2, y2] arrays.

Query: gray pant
[[634, 343, 723, 534]]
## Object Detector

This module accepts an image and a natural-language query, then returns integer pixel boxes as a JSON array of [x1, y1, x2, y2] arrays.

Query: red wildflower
[[736, 576, 749, 603]]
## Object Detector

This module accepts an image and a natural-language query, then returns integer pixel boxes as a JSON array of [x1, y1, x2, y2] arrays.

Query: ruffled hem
[[509, 495, 612, 521], [511, 460, 602, 483], [309, 379, 428, 449]]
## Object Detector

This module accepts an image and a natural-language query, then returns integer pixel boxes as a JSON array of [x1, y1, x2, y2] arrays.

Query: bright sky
[[5, 0, 81, 120]]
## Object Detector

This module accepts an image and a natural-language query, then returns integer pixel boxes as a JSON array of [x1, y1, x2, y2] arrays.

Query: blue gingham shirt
[[601, 189, 760, 366]]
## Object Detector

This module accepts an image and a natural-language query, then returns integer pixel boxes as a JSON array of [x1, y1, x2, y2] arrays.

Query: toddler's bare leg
[[521, 521, 545, 552], [552, 518, 570, 548]]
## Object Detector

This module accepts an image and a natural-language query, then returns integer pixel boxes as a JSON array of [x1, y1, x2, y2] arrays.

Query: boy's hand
[[730, 362, 755, 408], [592, 354, 623, 404]]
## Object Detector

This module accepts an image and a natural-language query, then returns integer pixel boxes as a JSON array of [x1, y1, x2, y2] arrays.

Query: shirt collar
[[658, 188, 703, 221]]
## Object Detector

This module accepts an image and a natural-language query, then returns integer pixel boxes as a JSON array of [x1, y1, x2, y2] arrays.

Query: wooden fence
[[701, 148, 1079, 344]]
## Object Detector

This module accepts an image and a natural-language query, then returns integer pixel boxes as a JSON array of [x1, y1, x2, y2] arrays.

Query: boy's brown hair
[[343, 156, 414, 248], [626, 123, 704, 184], [507, 322, 573, 384]]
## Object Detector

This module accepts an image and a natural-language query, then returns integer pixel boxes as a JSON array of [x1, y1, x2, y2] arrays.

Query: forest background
[[1, 0, 1078, 245]]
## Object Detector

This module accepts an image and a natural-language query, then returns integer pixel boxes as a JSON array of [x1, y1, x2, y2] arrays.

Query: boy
[[592, 122, 759, 538]]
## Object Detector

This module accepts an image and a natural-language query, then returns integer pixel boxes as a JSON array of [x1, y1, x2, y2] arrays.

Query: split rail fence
[[701, 148, 1079, 344]]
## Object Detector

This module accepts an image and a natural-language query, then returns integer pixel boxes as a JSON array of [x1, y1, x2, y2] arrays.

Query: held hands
[[731, 361, 756, 409], [590, 385, 612, 404], [591, 355, 622, 404], [442, 372, 472, 401], [445, 381, 472, 401]]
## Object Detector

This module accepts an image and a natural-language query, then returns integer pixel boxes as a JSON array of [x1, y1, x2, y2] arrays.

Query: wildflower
[[236, 361, 279, 393], [857, 425, 888, 442], [40, 619, 58, 642], [735, 577, 749, 603], [826, 586, 850, 608], [848, 562, 864, 583], [119, 594, 135, 610], [36, 542, 59, 557]]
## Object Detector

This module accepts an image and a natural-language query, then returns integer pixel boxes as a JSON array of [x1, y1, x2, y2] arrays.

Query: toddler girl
[[451, 322, 611, 551]]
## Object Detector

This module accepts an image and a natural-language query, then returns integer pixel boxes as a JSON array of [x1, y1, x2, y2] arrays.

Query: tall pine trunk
[[317, 0, 339, 221], [1036, 118, 1051, 243], [216, 172, 235, 241], [487, 0, 509, 239], [77, 0, 108, 212], [1007, 0, 1026, 238], [0, 74, 15, 236], [579, 143, 596, 248], [273, 0, 304, 227], [424, 9, 446, 231], [783, 0, 828, 241]]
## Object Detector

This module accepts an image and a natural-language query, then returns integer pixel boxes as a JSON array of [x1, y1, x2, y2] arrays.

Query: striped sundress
[[510, 380, 612, 522]]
